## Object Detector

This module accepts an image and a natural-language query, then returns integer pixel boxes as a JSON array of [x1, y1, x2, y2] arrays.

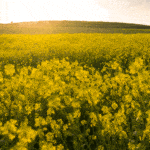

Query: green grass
[[1, 20, 150, 34]]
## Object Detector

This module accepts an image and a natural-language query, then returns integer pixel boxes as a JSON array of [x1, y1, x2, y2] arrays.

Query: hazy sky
[[0, 0, 150, 25]]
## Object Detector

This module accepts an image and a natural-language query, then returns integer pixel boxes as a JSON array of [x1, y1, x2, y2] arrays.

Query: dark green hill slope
[[1, 20, 150, 34]]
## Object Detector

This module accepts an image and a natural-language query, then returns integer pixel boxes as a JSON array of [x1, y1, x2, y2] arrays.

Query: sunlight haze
[[0, 0, 150, 25]]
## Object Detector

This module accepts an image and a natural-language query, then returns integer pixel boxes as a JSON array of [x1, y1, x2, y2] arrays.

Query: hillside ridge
[[1, 20, 150, 34]]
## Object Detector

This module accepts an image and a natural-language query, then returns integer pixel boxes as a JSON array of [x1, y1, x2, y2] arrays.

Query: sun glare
[[7, 0, 109, 23]]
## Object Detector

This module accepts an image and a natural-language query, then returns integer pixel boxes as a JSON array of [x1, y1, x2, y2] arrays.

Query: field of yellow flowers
[[0, 33, 150, 150]]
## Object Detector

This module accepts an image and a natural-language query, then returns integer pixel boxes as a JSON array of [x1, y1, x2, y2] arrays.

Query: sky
[[0, 0, 150, 25]]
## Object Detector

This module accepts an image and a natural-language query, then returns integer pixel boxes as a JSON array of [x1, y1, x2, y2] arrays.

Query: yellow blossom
[[4, 64, 15, 76]]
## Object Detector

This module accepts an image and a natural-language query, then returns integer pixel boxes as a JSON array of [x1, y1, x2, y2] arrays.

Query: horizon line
[[0, 19, 150, 26]]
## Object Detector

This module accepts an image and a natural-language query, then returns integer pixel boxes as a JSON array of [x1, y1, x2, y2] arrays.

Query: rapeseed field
[[0, 33, 150, 150]]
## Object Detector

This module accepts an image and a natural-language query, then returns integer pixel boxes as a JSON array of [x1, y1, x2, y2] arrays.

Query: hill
[[1, 20, 150, 34]]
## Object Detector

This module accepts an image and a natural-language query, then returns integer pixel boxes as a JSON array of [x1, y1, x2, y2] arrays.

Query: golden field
[[0, 33, 150, 150]]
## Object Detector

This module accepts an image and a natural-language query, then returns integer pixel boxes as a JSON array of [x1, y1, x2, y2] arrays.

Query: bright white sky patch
[[0, 0, 150, 25], [95, 0, 150, 25], [1, 0, 109, 23]]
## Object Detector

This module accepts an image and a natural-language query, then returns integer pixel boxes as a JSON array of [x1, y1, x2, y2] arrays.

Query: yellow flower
[[92, 135, 97, 140], [81, 120, 87, 125], [101, 106, 109, 114], [119, 131, 127, 139], [8, 133, 16, 140], [41, 118, 47, 126], [35, 103, 41, 111], [0, 72, 3, 83], [57, 144, 64, 150], [97, 145, 104, 150], [41, 60, 49, 67], [90, 112, 98, 127], [124, 94, 132, 103], [35, 117, 47, 127], [111, 61, 120, 70], [43, 127, 47, 131], [63, 124, 68, 131], [111, 102, 118, 110], [25, 105, 32, 115], [47, 107, 55, 115], [73, 109, 81, 118], [46, 132, 54, 142], [35, 118, 40, 127], [71, 101, 81, 109], [4, 64, 15, 76]]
